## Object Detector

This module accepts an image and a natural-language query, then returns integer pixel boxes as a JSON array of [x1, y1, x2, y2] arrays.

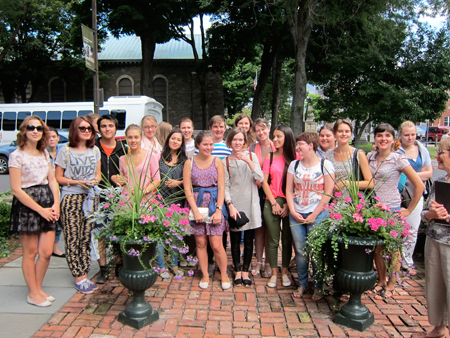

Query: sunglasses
[[437, 150, 450, 156], [26, 125, 44, 132], [78, 126, 93, 133]]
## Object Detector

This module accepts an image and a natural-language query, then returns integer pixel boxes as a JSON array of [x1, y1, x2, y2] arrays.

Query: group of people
[[8, 111, 450, 338]]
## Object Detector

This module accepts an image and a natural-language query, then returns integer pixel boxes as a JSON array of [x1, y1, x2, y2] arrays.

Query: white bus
[[0, 96, 163, 145]]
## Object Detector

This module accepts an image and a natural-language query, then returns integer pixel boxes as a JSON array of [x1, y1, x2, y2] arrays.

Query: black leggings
[[230, 229, 255, 272]]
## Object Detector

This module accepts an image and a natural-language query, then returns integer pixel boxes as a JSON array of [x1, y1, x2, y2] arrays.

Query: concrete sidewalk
[[0, 241, 98, 338]]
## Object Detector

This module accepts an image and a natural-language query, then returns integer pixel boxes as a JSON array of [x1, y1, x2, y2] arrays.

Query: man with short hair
[[194, 115, 232, 159], [93, 115, 126, 283]]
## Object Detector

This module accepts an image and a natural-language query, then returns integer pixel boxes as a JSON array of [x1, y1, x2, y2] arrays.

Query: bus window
[[62, 110, 77, 128], [33, 111, 46, 122], [78, 110, 92, 117], [3, 112, 16, 131], [47, 111, 61, 129], [99, 110, 109, 116], [110, 110, 126, 130], [17, 111, 31, 129]]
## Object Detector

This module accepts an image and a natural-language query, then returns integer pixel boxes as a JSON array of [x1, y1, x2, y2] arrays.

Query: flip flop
[[243, 279, 252, 287], [375, 286, 395, 300], [234, 278, 243, 287]]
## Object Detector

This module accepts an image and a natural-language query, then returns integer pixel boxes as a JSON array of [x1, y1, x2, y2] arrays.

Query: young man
[[179, 117, 195, 158], [93, 115, 126, 283], [194, 115, 232, 159]]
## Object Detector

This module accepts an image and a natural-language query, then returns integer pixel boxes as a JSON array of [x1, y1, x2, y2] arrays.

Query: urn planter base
[[118, 242, 159, 329], [332, 236, 383, 332]]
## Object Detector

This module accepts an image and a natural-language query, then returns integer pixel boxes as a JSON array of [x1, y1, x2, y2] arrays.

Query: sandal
[[251, 262, 262, 276], [366, 283, 384, 294], [234, 278, 243, 286], [312, 288, 323, 301], [262, 263, 272, 278], [375, 286, 395, 300], [407, 268, 417, 276], [243, 279, 252, 287], [293, 286, 306, 298]]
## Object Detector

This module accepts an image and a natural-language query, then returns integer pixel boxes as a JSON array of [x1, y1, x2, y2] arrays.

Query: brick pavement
[[2, 245, 430, 337]]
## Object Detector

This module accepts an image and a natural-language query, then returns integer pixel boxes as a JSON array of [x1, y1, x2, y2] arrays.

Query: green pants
[[263, 197, 292, 269]]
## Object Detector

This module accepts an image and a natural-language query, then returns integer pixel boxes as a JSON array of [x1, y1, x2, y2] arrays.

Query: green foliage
[[226, 110, 251, 126], [0, 237, 10, 258], [0, 202, 12, 239]]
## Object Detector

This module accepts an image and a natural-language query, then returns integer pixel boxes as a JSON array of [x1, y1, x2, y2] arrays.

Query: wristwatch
[[226, 201, 232, 207], [216, 206, 223, 211]]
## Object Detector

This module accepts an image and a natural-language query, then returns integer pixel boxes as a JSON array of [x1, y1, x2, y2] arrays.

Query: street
[[0, 174, 10, 193]]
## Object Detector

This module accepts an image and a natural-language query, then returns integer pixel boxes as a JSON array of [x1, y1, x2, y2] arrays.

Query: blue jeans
[[156, 243, 178, 269], [290, 211, 327, 289]]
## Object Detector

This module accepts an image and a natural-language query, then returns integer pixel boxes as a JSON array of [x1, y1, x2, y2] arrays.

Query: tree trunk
[[140, 31, 156, 97], [251, 42, 278, 121], [271, 56, 283, 137], [354, 118, 371, 144], [197, 72, 209, 129]]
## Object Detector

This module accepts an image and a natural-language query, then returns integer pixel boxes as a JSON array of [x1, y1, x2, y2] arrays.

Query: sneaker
[[75, 280, 97, 294], [86, 279, 99, 290], [160, 271, 171, 279], [282, 274, 291, 287]]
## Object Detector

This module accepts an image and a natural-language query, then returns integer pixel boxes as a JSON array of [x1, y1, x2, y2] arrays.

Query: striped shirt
[[194, 140, 232, 159]]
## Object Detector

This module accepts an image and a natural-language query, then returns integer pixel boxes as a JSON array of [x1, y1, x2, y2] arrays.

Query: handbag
[[401, 180, 415, 209], [188, 207, 211, 223]]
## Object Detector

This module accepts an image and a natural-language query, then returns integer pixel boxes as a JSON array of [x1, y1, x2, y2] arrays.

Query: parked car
[[427, 126, 450, 143], [0, 133, 68, 175]]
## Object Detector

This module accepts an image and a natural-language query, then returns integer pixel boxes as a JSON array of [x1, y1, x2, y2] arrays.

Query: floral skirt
[[10, 184, 57, 236]]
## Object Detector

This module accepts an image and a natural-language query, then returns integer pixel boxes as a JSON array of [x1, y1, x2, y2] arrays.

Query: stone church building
[[8, 35, 224, 129]]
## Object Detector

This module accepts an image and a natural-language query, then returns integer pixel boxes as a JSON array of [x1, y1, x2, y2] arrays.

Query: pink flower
[[390, 230, 398, 238], [357, 193, 363, 198], [163, 220, 170, 227], [108, 194, 114, 198], [353, 213, 364, 223], [374, 196, 381, 201], [356, 204, 364, 210], [179, 218, 190, 226], [359, 199, 366, 205], [165, 211, 173, 218], [345, 197, 352, 203], [330, 212, 342, 220], [335, 192, 342, 198], [103, 204, 110, 208], [328, 205, 334, 210]]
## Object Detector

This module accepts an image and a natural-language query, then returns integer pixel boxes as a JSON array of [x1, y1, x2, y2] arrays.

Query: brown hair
[[225, 127, 247, 148], [140, 115, 158, 129], [194, 130, 214, 148], [333, 119, 353, 134], [233, 114, 255, 145], [179, 117, 194, 128], [16, 116, 49, 153], [253, 118, 270, 131], [296, 132, 319, 152], [156, 121, 173, 145], [68, 117, 96, 148], [319, 123, 334, 134], [125, 124, 141, 136], [208, 115, 226, 128]]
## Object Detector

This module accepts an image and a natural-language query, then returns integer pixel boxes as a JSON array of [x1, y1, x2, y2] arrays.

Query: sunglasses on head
[[78, 126, 93, 133], [26, 125, 44, 132]]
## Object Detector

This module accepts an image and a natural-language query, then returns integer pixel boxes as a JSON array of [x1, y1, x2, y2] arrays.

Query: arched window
[[153, 75, 168, 121], [116, 75, 134, 96], [48, 78, 66, 102]]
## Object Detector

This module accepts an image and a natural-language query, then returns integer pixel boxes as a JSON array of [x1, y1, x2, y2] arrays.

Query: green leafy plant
[[308, 154, 410, 284], [89, 153, 192, 276], [0, 202, 12, 239]]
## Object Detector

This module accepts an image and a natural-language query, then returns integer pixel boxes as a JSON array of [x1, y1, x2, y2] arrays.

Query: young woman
[[286, 132, 335, 300], [367, 123, 424, 299], [233, 114, 256, 146], [316, 123, 336, 159], [140, 115, 162, 159], [415, 138, 450, 338], [223, 128, 263, 287], [55, 117, 101, 294], [183, 131, 231, 290], [179, 117, 195, 158], [156, 129, 188, 277], [156, 121, 173, 146], [397, 121, 433, 275], [46, 127, 65, 258], [324, 119, 373, 196], [262, 125, 299, 288], [9, 116, 60, 307], [117, 125, 160, 201], [250, 118, 276, 278]]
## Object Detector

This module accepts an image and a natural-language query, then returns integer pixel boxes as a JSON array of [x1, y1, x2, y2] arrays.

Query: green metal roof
[[98, 35, 203, 61]]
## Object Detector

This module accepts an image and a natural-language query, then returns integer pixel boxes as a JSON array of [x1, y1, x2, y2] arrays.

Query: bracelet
[[271, 202, 277, 207], [67, 179, 70, 187], [226, 201, 232, 207]]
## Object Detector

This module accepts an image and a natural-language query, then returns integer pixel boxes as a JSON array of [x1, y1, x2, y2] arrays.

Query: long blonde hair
[[156, 121, 173, 145]]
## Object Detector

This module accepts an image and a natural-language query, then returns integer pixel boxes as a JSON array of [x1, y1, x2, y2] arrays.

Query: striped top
[[194, 140, 232, 159]]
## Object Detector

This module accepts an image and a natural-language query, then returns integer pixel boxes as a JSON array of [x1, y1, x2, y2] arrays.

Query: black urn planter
[[118, 242, 159, 329], [333, 236, 383, 332]]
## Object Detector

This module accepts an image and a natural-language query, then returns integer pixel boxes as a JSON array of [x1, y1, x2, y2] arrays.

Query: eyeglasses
[[437, 150, 450, 156], [296, 142, 308, 147], [144, 125, 157, 130], [78, 126, 93, 133], [26, 125, 44, 132]]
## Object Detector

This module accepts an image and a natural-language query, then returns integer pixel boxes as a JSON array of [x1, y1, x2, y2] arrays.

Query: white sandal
[[251, 262, 262, 276]]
